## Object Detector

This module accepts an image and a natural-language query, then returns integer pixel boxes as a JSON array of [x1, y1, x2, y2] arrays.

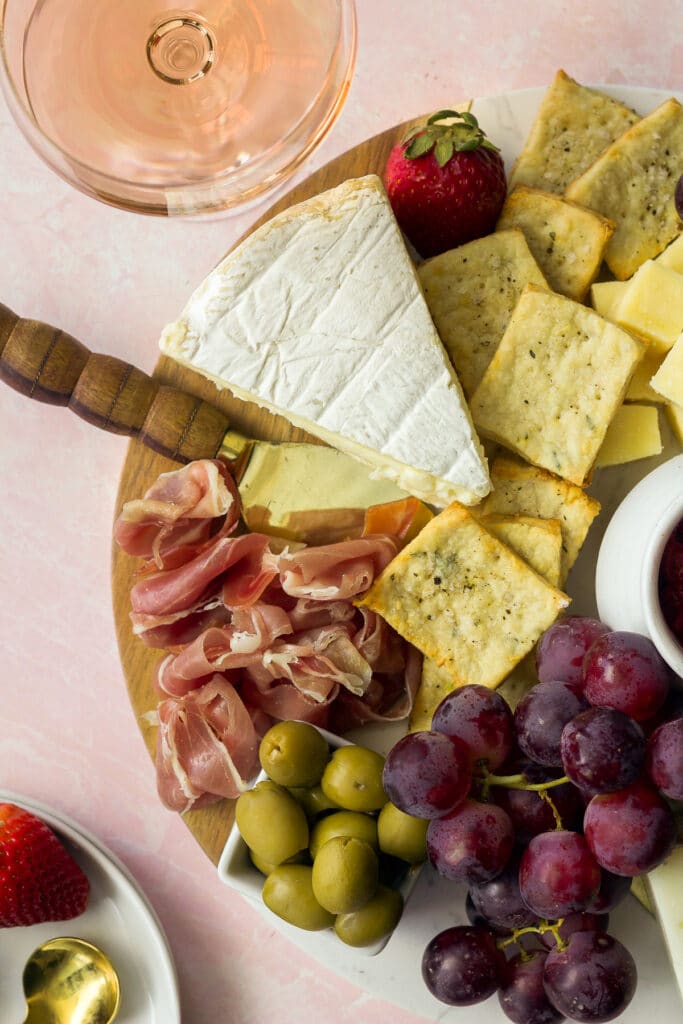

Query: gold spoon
[[21, 937, 120, 1024]]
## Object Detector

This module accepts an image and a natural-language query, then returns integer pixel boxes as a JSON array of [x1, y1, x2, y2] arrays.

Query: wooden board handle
[[0, 303, 231, 462]]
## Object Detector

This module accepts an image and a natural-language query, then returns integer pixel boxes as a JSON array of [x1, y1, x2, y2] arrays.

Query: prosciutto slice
[[115, 460, 240, 569], [156, 604, 294, 697], [130, 533, 276, 618], [278, 536, 397, 600], [155, 675, 262, 812]]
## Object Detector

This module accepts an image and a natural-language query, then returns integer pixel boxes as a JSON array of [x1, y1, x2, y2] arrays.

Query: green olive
[[377, 801, 428, 863], [334, 884, 403, 947], [235, 781, 309, 866], [320, 745, 386, 812], [309, 811, 379, 860], [288, 784, 340, 818], [311, 836, 378, 914], [259, 721, 329, 788], [249, 847, 308, 877], [263, 865, 335, 931]]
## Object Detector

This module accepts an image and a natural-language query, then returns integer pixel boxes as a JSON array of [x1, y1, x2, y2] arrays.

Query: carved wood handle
[[0, 303, 231, 463]]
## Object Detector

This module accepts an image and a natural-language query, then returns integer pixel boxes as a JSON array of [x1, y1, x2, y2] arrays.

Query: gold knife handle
[[0, 303, 231, 463]]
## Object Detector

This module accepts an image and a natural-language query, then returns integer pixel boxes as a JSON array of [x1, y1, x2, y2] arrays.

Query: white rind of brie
[[160, 175, 490, 507]]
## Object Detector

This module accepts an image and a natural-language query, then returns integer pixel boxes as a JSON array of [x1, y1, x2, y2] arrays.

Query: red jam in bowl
[[659, 517, 683, 644]]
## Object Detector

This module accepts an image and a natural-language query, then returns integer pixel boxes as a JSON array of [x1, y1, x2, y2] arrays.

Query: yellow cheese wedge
[[650, 333, 683, 406], [665, 402, 683, 446], [616, 261, 683, 354], [655, 233, 683, 274], [595, 404, 662, 467], [590, 280, 628, 321]]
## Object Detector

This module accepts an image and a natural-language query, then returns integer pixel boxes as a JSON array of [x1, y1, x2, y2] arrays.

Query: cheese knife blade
[[0, 304, 406, 540]]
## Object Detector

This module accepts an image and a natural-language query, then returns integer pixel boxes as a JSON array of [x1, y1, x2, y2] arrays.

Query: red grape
[[468, 852, 537, 931], [432, 683, 514, 770], [422, 925, 504, 1006], [536, 616, 609, 688], [499, 950, 564, 1024], [586, 870, 631, 915], [427, 799, 514, 884], [646, 717, 683, 800], [560, 707, 646, 793], [584, 781, 677, 875], [582, 631, 670, 722], [382, 730, 471, 819], [519, 830, 601, 918], [514, 680, 588, 766], [543, 930, 637, 1022], [492, 763, 582, 842]]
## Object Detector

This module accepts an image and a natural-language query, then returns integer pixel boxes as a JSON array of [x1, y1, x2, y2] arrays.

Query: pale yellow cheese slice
[[615, 261, 683, 354], [595, 404, 662, 467], [625, 349, 665, 403], [650, 333, 683, 405], [590, 280, 629, 321], [665, 402, 683, 446], [656, 234, 683, 273]]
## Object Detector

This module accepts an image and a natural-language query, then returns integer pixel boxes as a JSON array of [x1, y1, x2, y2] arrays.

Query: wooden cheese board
[[110, 115, 417, 865]]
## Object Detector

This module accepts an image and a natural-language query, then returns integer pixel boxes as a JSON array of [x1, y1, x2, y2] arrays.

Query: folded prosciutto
[[114, 462, 422, 812]]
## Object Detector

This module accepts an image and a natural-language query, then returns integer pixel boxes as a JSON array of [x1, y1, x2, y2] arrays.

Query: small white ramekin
[[595, 454, 683, 678]]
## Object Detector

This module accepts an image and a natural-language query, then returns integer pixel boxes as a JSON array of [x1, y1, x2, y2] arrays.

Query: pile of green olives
[[234, 720, 428, 948]]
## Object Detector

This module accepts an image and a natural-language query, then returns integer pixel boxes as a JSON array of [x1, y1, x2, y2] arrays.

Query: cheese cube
[[616, 261, 683, 354], [590, 280, 628, 321], [625, 348, 665, 403], [595, 404, 662, 467], [656, 234, 683, 274], [650, 332, 683, 405], [665, 403, 683, 446]]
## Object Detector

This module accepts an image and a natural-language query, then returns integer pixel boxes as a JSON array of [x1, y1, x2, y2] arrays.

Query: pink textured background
[[1, 2, 681, 1021]]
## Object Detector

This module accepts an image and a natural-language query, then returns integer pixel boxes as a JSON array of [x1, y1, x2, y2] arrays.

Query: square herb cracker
[[358, 502, 569, 692], [477, 513, 563, 588], [469, 285, 643, 486], [509, 70, 639, 195], [496, 186, 614, 301], [418, 229, 548, 398], [479, 454, 601, 584], [409, 511, 563, 730], [565, 98, 683, 280]]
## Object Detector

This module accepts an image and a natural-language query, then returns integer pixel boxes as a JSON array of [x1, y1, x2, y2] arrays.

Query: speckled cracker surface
[[470, 285, 643, 486], [509, 70, 639, 194], [359, 502, 569, 693], [479, 455, 601, 584], [565, 98, 683, 280], [478, 513, 563, 588], [496, 187, 614, 301], [418, 230, 548, 398]]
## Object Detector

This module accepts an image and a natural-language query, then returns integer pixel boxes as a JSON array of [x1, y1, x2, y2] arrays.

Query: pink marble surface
[[1, 3, 681, 1021]]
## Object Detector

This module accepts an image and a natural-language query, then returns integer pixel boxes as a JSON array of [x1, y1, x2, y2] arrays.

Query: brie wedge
[[160, 175, 490, 507]]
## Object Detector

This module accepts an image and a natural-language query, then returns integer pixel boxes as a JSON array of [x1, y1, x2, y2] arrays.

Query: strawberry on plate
[[0, 802, 90, 927], [384, 109, 507, 258]]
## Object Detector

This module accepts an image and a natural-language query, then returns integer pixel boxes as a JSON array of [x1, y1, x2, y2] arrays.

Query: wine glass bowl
[[0, 0, 357, 216]]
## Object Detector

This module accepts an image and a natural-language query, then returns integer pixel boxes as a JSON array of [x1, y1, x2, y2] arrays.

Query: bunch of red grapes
[[383, 617, 683, 1024]]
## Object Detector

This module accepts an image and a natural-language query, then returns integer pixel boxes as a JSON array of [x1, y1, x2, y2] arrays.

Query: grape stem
[[496, 918, 567, 953], [483, 772, 570, 791]]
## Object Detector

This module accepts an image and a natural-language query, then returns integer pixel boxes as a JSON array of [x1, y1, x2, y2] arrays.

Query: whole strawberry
[[384, 110, 507, 258], [0, 803, 90, 926]]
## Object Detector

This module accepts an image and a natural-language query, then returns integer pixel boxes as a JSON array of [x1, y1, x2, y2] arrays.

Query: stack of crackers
[[358, 71, 683, 729]]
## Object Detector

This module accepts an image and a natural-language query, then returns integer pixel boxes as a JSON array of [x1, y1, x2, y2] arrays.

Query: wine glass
[[0, 0, 357, 216]]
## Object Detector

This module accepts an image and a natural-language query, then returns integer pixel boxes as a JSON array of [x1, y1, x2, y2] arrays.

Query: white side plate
[[0, 791, 181, 1024]]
